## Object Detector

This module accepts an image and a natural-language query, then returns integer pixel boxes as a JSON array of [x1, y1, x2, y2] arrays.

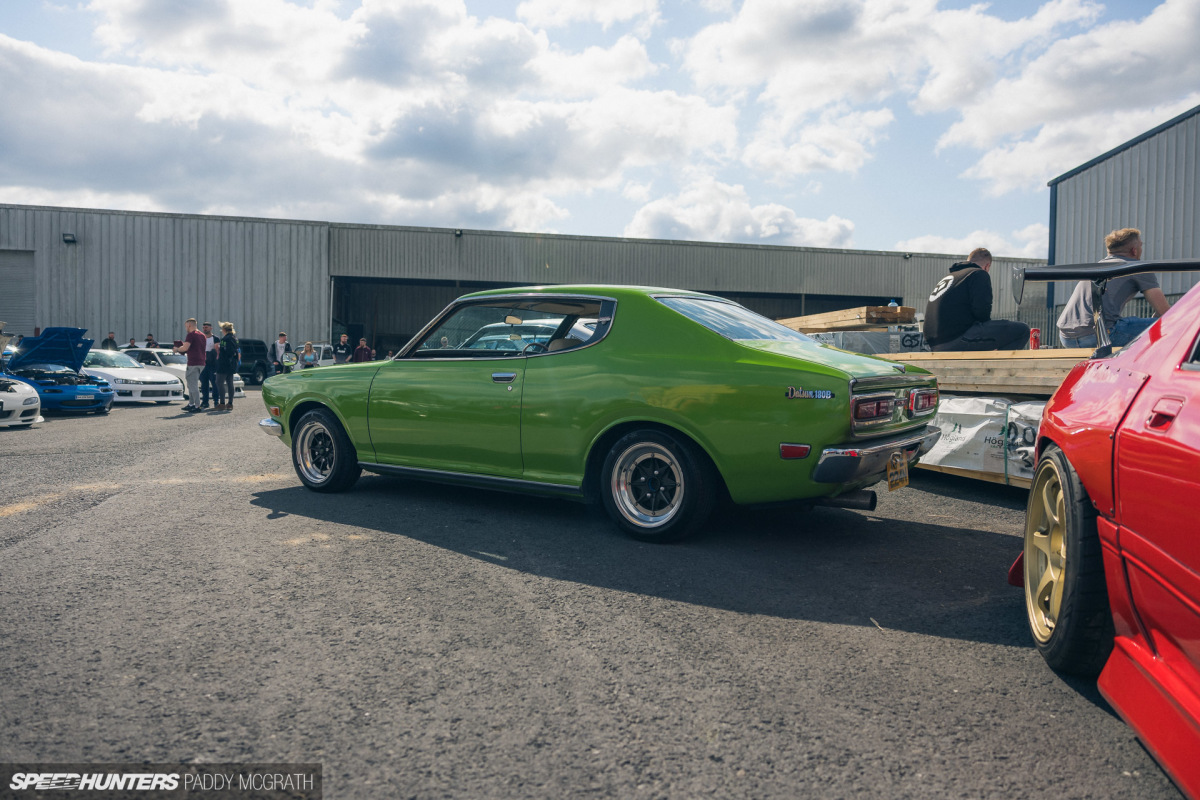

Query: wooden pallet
[[777, 306, 915, 333], [881, 348, 1095, 396], [915, 462, 1032, 489]]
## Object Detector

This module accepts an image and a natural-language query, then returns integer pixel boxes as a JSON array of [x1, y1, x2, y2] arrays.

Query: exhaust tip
[[815, 489, 877, 511]]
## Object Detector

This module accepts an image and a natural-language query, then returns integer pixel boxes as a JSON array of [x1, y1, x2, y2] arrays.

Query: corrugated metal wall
[[2, 203, 1043, 344], [329, 224, 1043, 320], [1052, 106, 1199, 295], [0, 205, 329, 343]]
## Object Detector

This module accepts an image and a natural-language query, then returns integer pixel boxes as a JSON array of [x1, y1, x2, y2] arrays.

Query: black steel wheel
[[291, 408, 362, 493], [1023, 444, 1114, 677], [600, 429, 715, 542]]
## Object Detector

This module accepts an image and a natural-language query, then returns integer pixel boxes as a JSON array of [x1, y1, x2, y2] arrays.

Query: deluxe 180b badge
[[785, 387, 834, 399]]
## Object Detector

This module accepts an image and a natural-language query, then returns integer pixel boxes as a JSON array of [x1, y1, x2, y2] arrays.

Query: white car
[[0, 373, 43, 427], [82, 350, 184, 404], [124, 347, 244, 399]]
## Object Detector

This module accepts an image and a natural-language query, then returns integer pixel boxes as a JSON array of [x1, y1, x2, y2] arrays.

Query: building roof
[[1048, 103, 1200, 187]]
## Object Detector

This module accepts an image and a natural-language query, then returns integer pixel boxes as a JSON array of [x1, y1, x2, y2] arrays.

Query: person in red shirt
[[352, 338, 373, 362], [174, 318, 208, 413]]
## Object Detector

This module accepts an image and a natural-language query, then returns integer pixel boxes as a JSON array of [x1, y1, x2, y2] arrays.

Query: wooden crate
[[881, 348, 1095, 397], [777, 306, 916, 333]]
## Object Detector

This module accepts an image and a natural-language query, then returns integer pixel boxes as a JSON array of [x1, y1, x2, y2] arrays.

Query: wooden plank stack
[[881, 348, 1095, 397], [777, 306, 916, 333]]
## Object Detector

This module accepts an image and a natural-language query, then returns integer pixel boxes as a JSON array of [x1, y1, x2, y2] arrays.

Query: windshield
[[156, 352, 187, 365], [84, 350, 142, 369], [657, 297, 813, 343]]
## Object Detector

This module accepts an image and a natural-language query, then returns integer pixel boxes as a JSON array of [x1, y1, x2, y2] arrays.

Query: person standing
[[173, 318, 207, 413], [924, 248, 1029, 352], [213, 322, 239, 411], [126, 337, 137, 348], [99, 332, 119, 350], [332, 333, 353, 364], [146, 333, 158, 348], [352, 338, 372, 362], [198, 322, 218, 409], [270, 332, 292, 377], [1056, 228, 1171, 348], [299, 341, 318, 368]]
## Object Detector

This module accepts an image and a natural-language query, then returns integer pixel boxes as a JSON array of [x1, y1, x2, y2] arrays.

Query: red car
[[1009, 258, 1200, 798]]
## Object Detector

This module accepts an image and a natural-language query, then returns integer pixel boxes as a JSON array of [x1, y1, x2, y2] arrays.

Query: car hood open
[[7, 327, 93, 373]]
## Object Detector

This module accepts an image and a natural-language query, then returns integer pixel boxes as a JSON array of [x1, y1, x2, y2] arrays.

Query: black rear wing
[[1011, 258, 1200, 305]]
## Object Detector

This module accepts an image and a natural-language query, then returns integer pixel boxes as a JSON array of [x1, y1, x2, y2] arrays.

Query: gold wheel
[[1025, 457, 1066, 643]]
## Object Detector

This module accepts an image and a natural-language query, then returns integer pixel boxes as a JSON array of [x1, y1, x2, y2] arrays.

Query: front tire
[[253, 364, 267, 385], [291, 408, 362, 492], [1023, 444, 1113, 676], [600, 429, 715, 543]]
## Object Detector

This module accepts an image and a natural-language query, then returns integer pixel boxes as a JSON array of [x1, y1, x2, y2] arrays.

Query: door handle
[[491, 372, 517, 383], [1147, 396, 1184, 430]]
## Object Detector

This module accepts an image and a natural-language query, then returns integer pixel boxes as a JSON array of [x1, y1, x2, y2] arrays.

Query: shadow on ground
[[251, 472, 1033, 650]]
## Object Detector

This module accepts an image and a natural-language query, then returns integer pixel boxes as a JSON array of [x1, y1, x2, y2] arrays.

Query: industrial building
[[1047, 102, 1200, 316], [0, 204, 1046, 351]]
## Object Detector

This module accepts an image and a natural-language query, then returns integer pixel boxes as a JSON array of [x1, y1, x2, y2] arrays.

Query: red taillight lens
[[908, 389, 938, 415], [854, 398, 892, 420]]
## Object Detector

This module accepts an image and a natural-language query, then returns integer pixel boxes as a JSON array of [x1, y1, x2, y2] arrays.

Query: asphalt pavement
[[0, 394, 1182, 799]]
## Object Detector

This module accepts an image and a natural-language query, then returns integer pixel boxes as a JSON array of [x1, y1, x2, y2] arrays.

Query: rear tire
[[600, 429, 715, 543], [1023, 444, 1113, 677], [291, 408, 362, 492]]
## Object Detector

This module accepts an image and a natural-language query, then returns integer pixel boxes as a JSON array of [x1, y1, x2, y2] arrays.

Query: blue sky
[[1, 0, 1197, 258]]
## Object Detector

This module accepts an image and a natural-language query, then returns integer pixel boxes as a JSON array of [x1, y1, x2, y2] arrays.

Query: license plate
[[887, 451, 909, 491], [77, 394, 95, 400]]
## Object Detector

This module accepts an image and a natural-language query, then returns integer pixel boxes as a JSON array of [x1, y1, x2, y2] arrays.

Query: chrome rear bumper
[[811, 425, 941, 484]]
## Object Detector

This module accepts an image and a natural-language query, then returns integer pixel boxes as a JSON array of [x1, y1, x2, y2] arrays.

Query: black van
[[238, 338, 272, 384]]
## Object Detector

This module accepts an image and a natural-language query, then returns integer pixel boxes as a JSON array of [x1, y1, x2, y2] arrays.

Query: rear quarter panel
[[519, 294, 858, 504]]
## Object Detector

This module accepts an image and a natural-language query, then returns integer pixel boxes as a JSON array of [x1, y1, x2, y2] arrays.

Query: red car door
[[1115, 330, 1200, 702]]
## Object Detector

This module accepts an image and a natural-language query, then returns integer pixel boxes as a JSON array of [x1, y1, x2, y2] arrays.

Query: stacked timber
[[777, 306, 915, 333], [881, 348, 1096, 398]]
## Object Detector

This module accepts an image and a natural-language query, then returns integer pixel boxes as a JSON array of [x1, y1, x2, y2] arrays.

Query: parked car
[[294, 342, 336, 369], [125, 347, 244, 399], [0, 372, 43, 427], [3, 328, 115, 414], [1009, 257, 1200, 798], [237, 338, 272, 385], [259, 285, 941, 541], [82, 349, 184, 404]]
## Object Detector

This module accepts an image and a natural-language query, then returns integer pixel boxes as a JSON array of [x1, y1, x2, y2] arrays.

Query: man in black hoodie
[[923, 248, 1029, 352]]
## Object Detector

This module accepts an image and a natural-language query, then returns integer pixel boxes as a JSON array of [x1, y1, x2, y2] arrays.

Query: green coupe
[[260, 286, 940, 541]]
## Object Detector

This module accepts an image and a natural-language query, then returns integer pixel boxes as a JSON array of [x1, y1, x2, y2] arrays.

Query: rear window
[[657, 297, 813, 343]]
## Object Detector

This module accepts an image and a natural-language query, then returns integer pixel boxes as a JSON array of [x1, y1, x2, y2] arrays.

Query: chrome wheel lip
[[296, 420, 335, 484], [611, 442, 684, 529], [1025, 458, 1066, 643]]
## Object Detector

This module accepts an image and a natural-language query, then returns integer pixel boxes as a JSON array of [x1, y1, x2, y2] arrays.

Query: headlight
[[114, 378, 135, 385], [23, 396, 38, 405]]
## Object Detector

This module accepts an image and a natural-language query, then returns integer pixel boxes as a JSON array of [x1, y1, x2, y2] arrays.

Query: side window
[[407, 298, 610, 358]]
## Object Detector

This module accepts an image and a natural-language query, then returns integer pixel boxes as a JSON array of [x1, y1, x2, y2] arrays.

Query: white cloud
[[624, 178, 855, 247], [0, 2, 735, 233], [516, 0, 660, 31], [0, 184, 167, 214], [894, 223, 1049, 260], [939, 0, 1200, 192], [682, 0, 1101, 181]]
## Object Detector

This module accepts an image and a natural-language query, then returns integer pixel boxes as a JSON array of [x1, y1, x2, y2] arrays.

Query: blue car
[[4, 328, 115, 414]]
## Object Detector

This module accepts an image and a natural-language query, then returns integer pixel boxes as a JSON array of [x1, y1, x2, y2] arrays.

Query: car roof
[[458, 285, 723, 302]]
